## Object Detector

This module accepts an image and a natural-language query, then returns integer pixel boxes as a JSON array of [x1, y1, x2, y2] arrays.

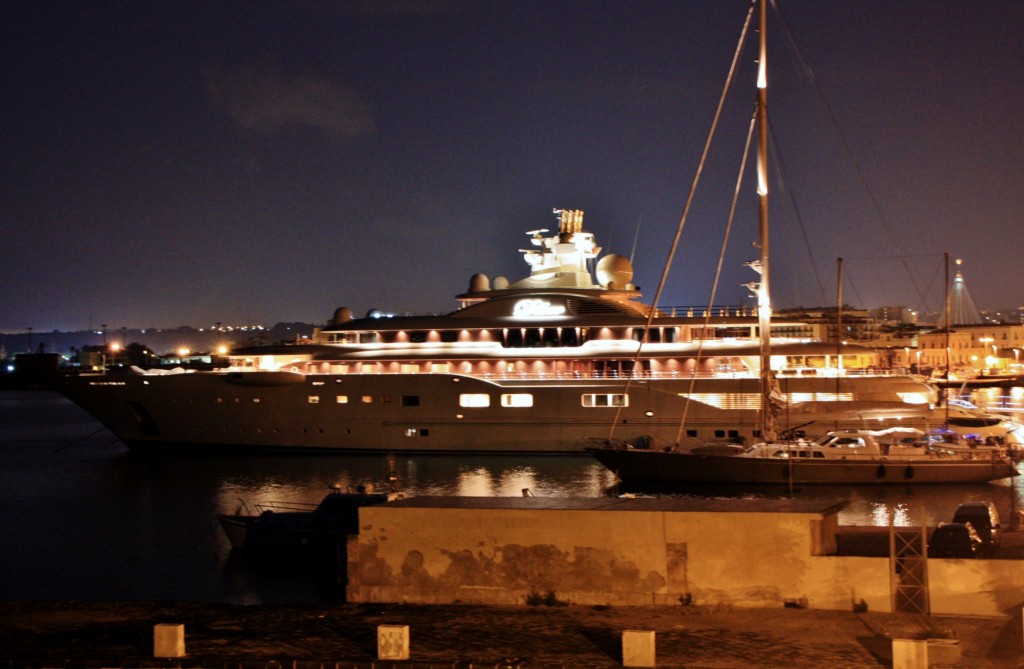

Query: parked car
[[952, 501, 1000, 551], [929, 522, 983, 558]]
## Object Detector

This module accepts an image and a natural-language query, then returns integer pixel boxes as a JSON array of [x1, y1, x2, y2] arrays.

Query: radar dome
[[331, 306, 353, 325], [492, 275, 510, 290], [468, 273, 490, 293], [596, 254, 634, 289]]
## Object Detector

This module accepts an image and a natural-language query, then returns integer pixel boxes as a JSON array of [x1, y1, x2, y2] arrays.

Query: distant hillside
[[0, 323, 317, 359]]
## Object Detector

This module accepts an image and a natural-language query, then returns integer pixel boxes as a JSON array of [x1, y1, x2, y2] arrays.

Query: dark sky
[[3, 1, 1022, 332]]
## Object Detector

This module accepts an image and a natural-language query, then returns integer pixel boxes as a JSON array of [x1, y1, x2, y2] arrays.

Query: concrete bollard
[[927, 639, 960, 665], [153, 623, 185, 658], [891, 638, 927, 669], [622, 629, 656, 668], [378, 624, 410, 660]]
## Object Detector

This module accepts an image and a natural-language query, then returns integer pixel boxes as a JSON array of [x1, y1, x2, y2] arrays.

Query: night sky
[[3, 1, 1022, 333]]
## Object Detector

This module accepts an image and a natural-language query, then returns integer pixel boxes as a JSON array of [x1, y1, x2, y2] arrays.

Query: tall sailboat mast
[[755, 0, 776, 441]]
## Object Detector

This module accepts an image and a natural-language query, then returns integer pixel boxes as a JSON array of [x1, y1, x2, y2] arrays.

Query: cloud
[[203, 58, 376, 139]]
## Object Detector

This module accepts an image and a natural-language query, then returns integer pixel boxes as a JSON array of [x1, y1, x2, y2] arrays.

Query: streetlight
[[978, 337, 993, 373]]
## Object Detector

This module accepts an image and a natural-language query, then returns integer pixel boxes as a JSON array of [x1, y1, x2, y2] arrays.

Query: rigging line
[[767, 114, 827, 305], [839, 261, 868, 311], [676, 113, 758, 447], [826, 252, 948, 315], [827, 253, 950, 318], [919, 256, 946, 317], [53, 424, 112, 453], [834, 252, 947, 261], [606, 0, 756, 442], [769, 0, 928, 307]]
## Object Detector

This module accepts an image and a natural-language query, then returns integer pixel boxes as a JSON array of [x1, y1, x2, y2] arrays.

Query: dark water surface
[[2, 390, 1021, 604]]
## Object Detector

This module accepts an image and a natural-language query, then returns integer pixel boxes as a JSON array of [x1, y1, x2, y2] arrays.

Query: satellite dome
[[331, 306, 353, 325], [492, 275, 510, 290], [596, 254, 634, 289], [468, 273, 490, 293]]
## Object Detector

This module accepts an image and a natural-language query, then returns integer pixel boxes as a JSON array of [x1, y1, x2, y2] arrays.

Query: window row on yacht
[[280, 358, 749, 379], [318, 324, 746, 347]]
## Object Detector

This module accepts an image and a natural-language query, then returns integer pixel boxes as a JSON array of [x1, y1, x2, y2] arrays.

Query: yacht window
[[441, 331, 458, 343], [336, 395, 348, 404], [582, 393, 629, 407], [505, 329, 524, 347], [501, 393, 534, 407], [409, 331, 427, 343], [404, 428, 429, 437], [361, 395, 373, 404], [359, 333, 378, 343], [402, 395, 420, 407], [459, 393, 490, 407], [308, 396, 320, 404], [633, 329, 662, 343]]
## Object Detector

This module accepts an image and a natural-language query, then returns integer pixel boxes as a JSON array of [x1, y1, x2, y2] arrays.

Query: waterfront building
[[916, 324, 1024, 375]]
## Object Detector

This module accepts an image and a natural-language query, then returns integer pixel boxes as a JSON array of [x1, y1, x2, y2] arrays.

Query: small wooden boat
[[219, 485, 401, 553]]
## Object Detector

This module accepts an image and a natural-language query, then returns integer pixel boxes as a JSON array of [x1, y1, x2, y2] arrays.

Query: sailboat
[[586, 0, 1018, 486]]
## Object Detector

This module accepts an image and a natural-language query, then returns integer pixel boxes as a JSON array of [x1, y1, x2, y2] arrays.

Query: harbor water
[[2, 388, 1022, 605]]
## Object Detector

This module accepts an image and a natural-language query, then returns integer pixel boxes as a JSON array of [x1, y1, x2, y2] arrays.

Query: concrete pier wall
[[347, 497, 891, 610]]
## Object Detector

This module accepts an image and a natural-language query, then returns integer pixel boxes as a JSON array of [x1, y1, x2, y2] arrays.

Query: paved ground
[[2, 600, 1023, 668]]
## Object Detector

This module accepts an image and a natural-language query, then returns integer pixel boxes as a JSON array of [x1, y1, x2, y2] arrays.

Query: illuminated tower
[[938, 258, 981, 326]]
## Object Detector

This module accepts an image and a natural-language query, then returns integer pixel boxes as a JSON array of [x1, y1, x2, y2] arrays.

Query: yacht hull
[[55, 370, 991, 453]]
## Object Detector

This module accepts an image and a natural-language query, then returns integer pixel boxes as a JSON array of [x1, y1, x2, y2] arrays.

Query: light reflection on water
[[968, 385, 1024, 414], [211, 455, 619, 517], [204, 449, 1022, 529], [2, 389, 1023, 604]]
